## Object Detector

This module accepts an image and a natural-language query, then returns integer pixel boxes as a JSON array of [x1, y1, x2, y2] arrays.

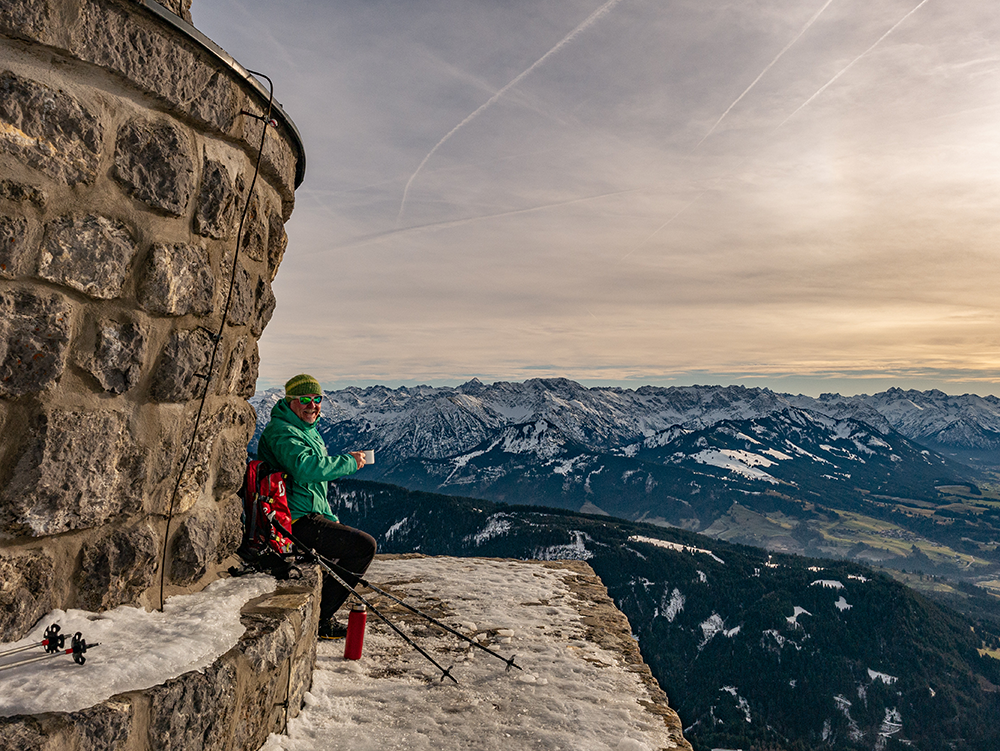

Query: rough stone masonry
[[0, 0, 305, 640]]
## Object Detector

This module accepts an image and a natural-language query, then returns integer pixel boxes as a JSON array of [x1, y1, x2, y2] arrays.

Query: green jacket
[[257, 398, 357, 522]]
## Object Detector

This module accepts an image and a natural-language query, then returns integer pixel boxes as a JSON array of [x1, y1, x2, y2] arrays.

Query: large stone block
[[0, 288, 71, 398], [236, 338, 260, 399], [154, 0, 193, 23], [214, 434, 246, 497], [0, 716, 47, 751], [146, 662, 236, 751], [223, 262, 255, 328], [169, 511, 219, 586], [217, 493, 243, 563], [0, 409, 145, 536], [68, 701, 133, 751], [218, 336, 246, 396], [39, 214, 138, 299], [0, 71, 102, 185], [193, 157, 236, 240], [0, 550, 55, 642], [252, 276, 276, 338], [76, 524, 158, 612], [0, 215, 33, 279], [150, 328, 214, 403], [80, 317, 148, 395], [237, 186, 267, 263], [0, 0, 53, 43], [74, 2, 240, 138], [266, 208, 287, 280], [0, 698, 133, 750], [138, 243, 215, 317], [114, 117, 194, 216], [0, 179, 46, 207]]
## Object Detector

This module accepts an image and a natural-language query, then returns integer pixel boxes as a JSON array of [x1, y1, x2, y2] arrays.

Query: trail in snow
[[396, 0, 625, 224]]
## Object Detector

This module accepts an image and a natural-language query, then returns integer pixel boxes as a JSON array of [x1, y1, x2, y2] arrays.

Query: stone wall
[[0, 569, 321, 751], [0, 0, 304, 640]]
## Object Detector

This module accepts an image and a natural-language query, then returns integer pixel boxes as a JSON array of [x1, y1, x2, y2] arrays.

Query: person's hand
[[349, 451, 366, 469]]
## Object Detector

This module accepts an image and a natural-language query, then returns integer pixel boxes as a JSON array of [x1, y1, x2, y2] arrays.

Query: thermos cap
[[351, 602, 366, 612]]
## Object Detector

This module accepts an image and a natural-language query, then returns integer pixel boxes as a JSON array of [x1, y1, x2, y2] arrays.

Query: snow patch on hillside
[[868, 668, 898, 685], [465, 514, 513, 546], [628, 535, 725, 564], [811, 580, 845, 589], [534, 531, 593, 561], [690, 449, 779, 483], [660, 588, 685, 622], [699, 614, 724, 649], [786, 606, 812, 627]]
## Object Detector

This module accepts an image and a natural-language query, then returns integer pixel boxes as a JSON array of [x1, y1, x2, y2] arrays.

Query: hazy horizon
[[253, 373, 997, 400], [194, 1, 999, 400]]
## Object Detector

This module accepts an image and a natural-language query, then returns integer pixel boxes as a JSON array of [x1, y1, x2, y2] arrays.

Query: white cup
[[362, 449, 375, 465]]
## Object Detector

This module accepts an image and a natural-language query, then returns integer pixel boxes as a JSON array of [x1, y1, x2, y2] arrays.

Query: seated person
[[257, 373, 376, 639]]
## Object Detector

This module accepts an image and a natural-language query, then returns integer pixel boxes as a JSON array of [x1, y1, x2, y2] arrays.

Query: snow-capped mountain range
[[250, 379, 999, 574], [250, 378, 1000, 467]]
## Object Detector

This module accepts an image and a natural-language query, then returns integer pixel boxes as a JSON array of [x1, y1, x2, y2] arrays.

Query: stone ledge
[[0, 567, 321, 751]]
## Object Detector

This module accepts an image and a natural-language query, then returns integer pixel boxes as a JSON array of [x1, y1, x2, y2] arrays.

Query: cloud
[[192, 0, 1000, 397], [396, 0, 625, 223]]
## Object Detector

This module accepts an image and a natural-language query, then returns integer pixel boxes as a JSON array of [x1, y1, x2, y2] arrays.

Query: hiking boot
[[318, 618, 348, 640]]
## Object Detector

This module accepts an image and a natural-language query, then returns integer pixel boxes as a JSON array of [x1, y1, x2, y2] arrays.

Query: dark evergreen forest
[[331, 479, 1000, 751]]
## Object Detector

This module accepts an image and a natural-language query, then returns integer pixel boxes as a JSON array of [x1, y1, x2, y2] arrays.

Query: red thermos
[[344, 603, 367, 660]]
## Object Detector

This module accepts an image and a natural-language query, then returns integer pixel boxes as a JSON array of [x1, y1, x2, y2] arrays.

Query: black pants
[[293, 514, 377, 621]]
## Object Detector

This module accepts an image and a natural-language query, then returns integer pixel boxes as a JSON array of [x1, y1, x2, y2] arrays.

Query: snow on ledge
[[260, 556, 689, 751], [0, 574, 276, 717]]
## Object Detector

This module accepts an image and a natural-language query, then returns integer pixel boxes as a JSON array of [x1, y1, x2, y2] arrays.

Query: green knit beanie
[[285, 373, 322, 396]]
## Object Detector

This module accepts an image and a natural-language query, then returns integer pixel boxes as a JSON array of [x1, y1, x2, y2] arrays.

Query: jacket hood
[[269, 397, 318, 433]]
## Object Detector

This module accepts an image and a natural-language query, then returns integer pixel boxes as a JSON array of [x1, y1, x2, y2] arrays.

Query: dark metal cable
[[157, 70, 276, 610]]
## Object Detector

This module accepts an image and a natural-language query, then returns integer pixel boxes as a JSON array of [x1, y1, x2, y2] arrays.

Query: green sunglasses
[[288, 395, 323, 404]]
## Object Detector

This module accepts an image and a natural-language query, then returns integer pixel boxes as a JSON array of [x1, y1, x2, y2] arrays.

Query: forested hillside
[[331, 479, 1000, 751]]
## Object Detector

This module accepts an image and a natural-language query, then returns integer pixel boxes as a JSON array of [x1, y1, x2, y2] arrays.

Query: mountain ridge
[[250, 379, 1000, 584], [251, 379, 1000, 465]]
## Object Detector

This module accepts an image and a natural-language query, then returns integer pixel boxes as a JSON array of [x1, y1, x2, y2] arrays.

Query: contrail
[[337, 187, 643, 252], [396, 0, 625, 224], [778, 0, 931, 128], [621, 159, 747, 260], [698, 0, 837, 147]]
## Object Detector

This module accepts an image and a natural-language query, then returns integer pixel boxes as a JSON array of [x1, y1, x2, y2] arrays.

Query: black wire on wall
[[157, 70, 276, 610]]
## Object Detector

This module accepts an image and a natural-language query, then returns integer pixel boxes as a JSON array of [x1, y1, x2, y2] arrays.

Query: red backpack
[[235, 460, 298, 575]]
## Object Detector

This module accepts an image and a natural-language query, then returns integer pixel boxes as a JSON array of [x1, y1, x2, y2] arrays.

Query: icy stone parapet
[[0, 568, 321, 751]]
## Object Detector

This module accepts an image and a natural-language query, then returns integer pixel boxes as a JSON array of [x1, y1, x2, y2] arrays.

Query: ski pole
[[0, 624, 65, 660], [0, 632, 97, 673], [274, 522, 456, 684], [309, 546, 456, 683], [311, 548, 522, 672]]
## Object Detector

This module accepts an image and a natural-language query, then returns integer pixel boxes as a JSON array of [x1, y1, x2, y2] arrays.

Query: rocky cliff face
[[0, 0, 303, 640]]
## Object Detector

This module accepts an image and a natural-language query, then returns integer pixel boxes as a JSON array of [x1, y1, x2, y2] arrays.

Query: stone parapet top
[[0, 567, 322, 751], [0, 0, 305, 208]]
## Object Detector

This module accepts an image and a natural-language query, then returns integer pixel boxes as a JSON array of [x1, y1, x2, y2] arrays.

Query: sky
[[192, 0, 1000, 397]]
